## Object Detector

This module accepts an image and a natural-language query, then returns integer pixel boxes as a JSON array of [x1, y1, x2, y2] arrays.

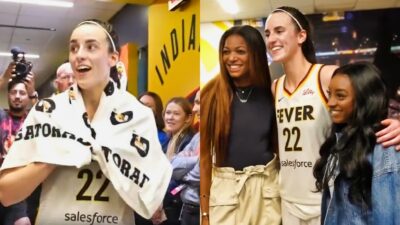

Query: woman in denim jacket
[[313, 62, 400, 225]]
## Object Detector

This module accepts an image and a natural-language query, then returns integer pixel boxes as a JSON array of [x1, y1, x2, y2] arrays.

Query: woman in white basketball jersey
[[265, 6, 400, 225], [0, 19, 171, 225]]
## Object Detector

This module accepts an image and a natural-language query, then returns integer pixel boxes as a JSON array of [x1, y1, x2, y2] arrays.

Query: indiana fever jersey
[[275, 64, 331, 205], [35, 163, 134, 225]]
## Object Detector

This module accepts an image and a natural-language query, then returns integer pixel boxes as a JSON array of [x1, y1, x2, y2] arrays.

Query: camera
[[11, 47, 33, 80]]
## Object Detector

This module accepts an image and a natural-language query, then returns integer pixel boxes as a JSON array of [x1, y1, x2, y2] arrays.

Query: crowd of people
[[0, 5, 399, 225]]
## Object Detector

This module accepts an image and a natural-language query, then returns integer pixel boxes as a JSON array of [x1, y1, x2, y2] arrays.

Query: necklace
[[235, 87, 254, 103]]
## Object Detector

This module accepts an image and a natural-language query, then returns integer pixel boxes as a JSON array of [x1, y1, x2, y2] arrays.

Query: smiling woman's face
[[164, 102, 190, 135], [328, 73, 355, 124]]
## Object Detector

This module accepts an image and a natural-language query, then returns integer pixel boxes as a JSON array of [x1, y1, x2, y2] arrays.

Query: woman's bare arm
[[0, 162, 55, 206]]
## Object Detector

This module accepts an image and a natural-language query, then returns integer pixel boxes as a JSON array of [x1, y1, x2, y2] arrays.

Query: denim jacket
[[321, 143, 400, 225]]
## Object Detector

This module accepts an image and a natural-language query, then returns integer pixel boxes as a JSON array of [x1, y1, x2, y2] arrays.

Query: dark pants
[[0, 201, 28, 225], [26, 185, 41, 223], [0, 185, 41, 225], [162, 183, 182, 225], [180, 203, 199, 225], [134, 212, 153, 225], [161, 205, 181, 225]]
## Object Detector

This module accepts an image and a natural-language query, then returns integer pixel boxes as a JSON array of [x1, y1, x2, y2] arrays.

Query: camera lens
[[15, 62, 30, 78]]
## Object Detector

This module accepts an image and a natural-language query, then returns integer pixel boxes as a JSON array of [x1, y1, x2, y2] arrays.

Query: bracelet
[[202, 212, 209, 217], [29, 91, 38, 99]]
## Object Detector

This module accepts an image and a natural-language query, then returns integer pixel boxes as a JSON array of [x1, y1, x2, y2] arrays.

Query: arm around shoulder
[[320, 65, 338, 91], [376, 118, 400, 150], [0, 162, 55, 206]]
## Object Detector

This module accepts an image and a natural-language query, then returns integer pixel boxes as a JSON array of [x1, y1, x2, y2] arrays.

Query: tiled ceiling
[[0, 0, 125, 91]]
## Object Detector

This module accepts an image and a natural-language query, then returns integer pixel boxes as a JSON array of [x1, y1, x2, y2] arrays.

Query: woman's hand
[[376, 118, 400, 150], [150, 205, 165, 225]]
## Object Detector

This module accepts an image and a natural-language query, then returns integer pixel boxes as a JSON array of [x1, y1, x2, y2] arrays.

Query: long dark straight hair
[[201, 25, 273, 166], [314, 62, 388, 206]]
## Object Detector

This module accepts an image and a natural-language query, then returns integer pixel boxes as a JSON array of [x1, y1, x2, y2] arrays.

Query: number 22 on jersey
[[76, 168, 110, 202]]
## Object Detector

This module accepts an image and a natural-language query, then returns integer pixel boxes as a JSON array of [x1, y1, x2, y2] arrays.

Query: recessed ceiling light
[[0, 0, 73, 8], [0, 52, 39, 59]]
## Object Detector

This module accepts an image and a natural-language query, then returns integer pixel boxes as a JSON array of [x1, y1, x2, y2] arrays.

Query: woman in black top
[[200, 25, 280, 225]]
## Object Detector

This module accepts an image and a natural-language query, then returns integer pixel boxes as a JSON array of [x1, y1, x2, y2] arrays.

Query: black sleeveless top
[[223, 87, 275, 170]]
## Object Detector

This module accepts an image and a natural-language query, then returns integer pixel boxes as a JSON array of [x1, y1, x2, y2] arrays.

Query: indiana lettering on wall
[[148, 0, 200, 104], [155, 14, 198, 85]]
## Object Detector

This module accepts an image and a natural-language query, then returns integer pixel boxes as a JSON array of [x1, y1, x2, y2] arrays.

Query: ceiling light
[[217, 0, 239, 14], [0, 52, 40, 59], [0, 0, 73, 8], [322, 11, 345, 22]]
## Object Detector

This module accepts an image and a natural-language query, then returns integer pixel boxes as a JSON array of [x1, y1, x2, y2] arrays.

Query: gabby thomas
[[64, 211, 118, 224]]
